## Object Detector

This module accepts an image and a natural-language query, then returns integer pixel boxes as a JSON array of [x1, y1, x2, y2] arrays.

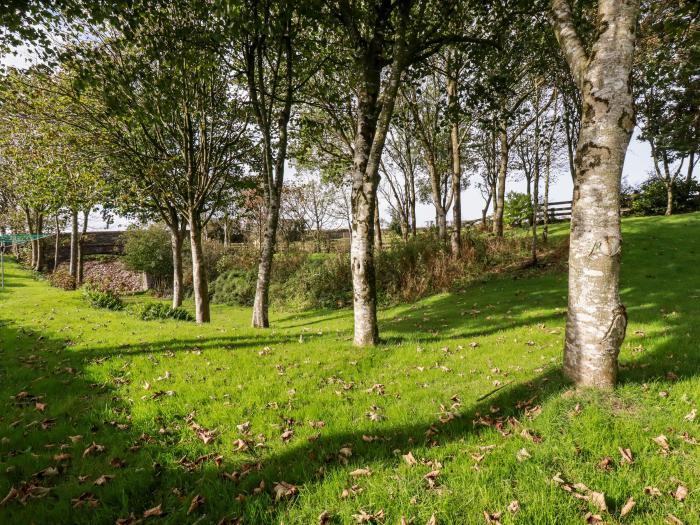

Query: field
[[1, 213, 699, 524]]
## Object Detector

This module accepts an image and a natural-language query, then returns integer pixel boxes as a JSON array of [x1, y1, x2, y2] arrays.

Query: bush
[[82, 286, 124, 310], [123, 225, 173, 285], [281, 253, 352, 308], [209, 268, 259, 306], [504, 192, 533, 227], [48, 268, 75, 290], [129, 302, 194, 321], [630, 178, 700, 216]]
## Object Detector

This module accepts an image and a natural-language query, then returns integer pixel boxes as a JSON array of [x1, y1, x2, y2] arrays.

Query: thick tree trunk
[[69, 209, 78, 280], [687, 151, 695, 184], [553, 0, 639, 388], [252, 192, 280, 328], [493, 125, 509, 237], [665, 182, 673, 216], [189, 213, 210, 323]]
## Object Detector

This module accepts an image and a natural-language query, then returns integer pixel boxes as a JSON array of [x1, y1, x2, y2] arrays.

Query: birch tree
[[551, 0, 640, 387]]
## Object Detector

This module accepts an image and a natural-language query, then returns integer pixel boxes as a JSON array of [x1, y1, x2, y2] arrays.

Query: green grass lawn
[[1, 213, 699, 524]]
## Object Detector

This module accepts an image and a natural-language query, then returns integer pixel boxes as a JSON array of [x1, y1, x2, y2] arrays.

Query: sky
[[2, 43, 657, 231]]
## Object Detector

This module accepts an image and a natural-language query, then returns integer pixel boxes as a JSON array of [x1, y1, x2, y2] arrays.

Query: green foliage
[[122, 226, 173, 282], [209, 268, 259, 307], [631, 178, 700, 216], [504, 191, 533, 227], [281, 253, 353, 308], [82, 286, 124, 310], [128, 302, 194, 321]]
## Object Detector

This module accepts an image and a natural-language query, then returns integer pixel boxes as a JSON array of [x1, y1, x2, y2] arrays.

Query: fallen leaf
[[507, 500, 520, 513], [644, 486, 662, 497], [318, 510, 331, 525], [94, 475, 115, 486], [653, 435, 670, 451], [684, 409, 697, 422], [350, 467, 372, 478], [584, 512, 603, 524], [483, 510, 502, 524], [426, 513, 437, 525], [672, 485, 688, 502], [272, 481, 298, 501], [403, 452, 417, 466], [619, 447, 634, 464], [352, 509, 385, 523], [187, 494, 205, 515], [620, 496, 635, 517], [83, 442, 105, 457], [143, 504, 163, 517], [516, 448, 531, 462], [666, 515, 684, 525]]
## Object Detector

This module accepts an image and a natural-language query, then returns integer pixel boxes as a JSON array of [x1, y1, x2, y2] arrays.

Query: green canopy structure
[[0, 233, 52, 288]]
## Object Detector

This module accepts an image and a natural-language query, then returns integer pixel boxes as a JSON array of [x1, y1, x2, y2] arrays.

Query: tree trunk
[[447, 72, 462, 255], [169, 223, 185, 309], [77, 210, 89, 287], [686, 151, 695, 184], [373, 204, 383, 250], [665, 181, 673, 216], [54, 214, 61, 272], [531, 103, 541, 264], [543, 150, 551, 242], [552, 0, 639, 388], [493, 124, 509, 237], [252, 192, 280, 328], [69, 209, 79, 280], [23, 207, 36, 268], [223, 215, 229, 248], [189, 213, 210, 323], [35, 214, 44, 272]]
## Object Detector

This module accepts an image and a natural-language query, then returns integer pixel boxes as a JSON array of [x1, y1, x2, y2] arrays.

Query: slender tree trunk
[[169, 223, 185, 309], [189, 212, 210, 323], [552, 0, 639, 388], [482, 192, 492, 227], [493, 124, 509, 237], [35, 214, 44, 272], [77, 210, 89, 287], [252, 191, 280, 328], [23, 207, 36, 268], [373, 203, 383, 250], [686, 151, 695, 184], [665, 182, 673, 216], [69, 208, 78, 280], [53, 213, 61, 272], [543, 148, 551, 242], [531, 100, 541, 264], [448, 73, 462, 255], [223, 215, 229, 248]]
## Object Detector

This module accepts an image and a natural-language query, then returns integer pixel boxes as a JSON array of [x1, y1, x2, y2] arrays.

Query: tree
[[551, 0, 640, 388], [325, 0, 492, 345]]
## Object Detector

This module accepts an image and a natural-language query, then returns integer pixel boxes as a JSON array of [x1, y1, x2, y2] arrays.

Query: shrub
[[504, 191, 533, 227], [281, 253, 352, 308], [48, 268, 75, 290], [209, 268, 259, 306], [630, 178, 700, 216], [123, 225, 173, 284], [129, 302, 194, 321], [82, 286, 124, 310]]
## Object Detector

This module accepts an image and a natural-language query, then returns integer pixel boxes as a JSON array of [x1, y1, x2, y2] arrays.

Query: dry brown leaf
[[665, 515, 684, 525], [644, 486, 662, 497], [350, 467, 372, 478], [684, 409, 697, 422], [318, 510, 331, 525], [483, 510, 502, 524], [620, 496, 635, 517], [352, 509, 385, 523], [403, 452, 417, 466], [426, 513, 437, 525], [83, 442, 105, 457], [516, 448, 531, 462], [93, 475, 115, 486], [143, 504, 163, 517], [672, 485, 688, 502], [590, 491, 607, 513], [507, 500, 520, 514], [653, 435, 670, 450], [584, 512, 603, 524], [272, 481, 298, 501], [619, 447, 634, 464], [187, 494, 205, 515]]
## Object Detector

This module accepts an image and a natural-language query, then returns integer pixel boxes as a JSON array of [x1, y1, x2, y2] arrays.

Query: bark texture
[[69, 209, 78, 281], [189, 214, 210, 323], [552, 0, 639, 388]]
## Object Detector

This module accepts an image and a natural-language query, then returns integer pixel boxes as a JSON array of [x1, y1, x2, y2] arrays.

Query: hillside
[[1, 213, 699, 524]]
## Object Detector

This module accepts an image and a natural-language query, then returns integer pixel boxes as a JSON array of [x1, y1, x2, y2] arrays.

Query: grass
[[1, 213, 699, 524]]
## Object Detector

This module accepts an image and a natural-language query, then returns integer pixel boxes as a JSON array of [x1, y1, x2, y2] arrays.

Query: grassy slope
[[0, 213, 699, 525]]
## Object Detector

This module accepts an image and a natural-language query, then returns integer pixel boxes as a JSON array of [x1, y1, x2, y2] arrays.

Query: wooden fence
[[537, 200, 572, 222]]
